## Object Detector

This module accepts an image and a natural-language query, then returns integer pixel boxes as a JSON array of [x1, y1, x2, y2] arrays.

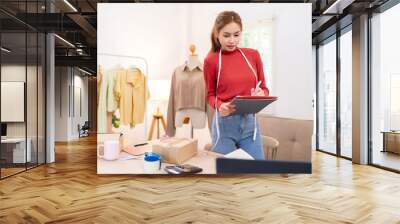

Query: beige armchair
[[258, 114, 313, 162]]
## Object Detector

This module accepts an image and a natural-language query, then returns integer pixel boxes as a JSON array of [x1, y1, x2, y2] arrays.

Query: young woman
[[204, 11, 269, 160]]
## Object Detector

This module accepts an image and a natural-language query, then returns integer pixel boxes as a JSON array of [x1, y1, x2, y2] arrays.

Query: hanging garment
[[97, 66, 118, 133], [166, 62, 213, 137], [114, 67, 149, 127]]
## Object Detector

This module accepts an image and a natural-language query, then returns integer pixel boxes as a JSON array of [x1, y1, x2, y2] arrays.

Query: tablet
[[231, 96, 277, 115]]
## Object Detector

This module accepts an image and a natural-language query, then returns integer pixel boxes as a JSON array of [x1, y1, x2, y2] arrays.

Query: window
[[317, 37, 337, 155], [390, 74, 400, 131], [340, 29, 352, 158], [371, 2, 400, 171]]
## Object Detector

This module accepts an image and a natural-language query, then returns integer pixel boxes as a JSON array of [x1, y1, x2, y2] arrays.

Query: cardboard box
[[152, 138, 198, 164]]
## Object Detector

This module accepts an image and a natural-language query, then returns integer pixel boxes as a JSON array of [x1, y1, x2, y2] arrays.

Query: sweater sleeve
[[166, 70, 176, 137], [203, 56, 223, 109], [255, 50, 270, 96]]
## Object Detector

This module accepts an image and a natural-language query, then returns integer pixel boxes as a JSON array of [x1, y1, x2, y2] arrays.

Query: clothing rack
[[98, 53, 149, 143], [98, 53, 149, 76]]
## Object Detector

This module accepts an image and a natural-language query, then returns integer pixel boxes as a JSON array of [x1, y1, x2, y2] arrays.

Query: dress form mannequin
[[186, 44, 202, 71], [180, 44, 204, 138]]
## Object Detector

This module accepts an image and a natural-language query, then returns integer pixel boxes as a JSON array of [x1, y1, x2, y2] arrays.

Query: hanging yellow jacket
[[114, 68, 149, 127]]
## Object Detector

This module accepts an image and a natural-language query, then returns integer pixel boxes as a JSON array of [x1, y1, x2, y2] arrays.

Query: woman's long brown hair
[[210, 11, 242, 52]]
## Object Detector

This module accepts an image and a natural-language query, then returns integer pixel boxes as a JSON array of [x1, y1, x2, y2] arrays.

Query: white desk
[[97, 149, 222, 175], [1, 138, 32, 163]]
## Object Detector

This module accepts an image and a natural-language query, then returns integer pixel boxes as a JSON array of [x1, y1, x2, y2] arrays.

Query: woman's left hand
[[251, 88, 265, 96]]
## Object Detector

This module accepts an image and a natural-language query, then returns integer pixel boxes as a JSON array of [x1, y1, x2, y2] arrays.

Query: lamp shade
[[148, 79, 171, 102]]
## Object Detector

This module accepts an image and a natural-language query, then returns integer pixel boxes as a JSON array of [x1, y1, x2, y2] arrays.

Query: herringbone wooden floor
[[1, 135, 400, 224]]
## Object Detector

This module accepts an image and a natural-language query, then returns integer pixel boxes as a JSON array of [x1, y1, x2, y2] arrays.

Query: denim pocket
[[220, 114, 234, 120]]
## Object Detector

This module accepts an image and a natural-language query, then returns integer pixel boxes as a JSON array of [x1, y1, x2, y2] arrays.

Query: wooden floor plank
[[0, 135, 399, 223]]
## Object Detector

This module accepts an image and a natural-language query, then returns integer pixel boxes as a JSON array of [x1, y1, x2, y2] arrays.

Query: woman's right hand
[[219, 102, 236, 117]]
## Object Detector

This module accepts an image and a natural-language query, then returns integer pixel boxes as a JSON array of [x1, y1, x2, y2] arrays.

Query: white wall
[[55, 67, 89, 141], [98, 4, 187, 79], [55, 67, 69, 141], [70, 74, 89, 138], [269, 5, 313, 120]]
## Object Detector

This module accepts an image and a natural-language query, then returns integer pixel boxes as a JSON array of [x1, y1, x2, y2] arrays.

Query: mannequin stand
[[183, 117, 194, 138], [148, 108, 167, 140]]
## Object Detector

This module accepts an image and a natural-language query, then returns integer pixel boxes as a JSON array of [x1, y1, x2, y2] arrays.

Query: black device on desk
[[164, 164, 203, 174], [1, 123, 7, 139]]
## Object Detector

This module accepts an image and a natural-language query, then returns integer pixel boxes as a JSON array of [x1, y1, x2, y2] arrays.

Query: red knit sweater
[[203, 47, 269, 109]]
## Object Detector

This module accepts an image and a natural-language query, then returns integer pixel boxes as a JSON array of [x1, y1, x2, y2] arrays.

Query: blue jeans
[[211, 113, 265, 160]]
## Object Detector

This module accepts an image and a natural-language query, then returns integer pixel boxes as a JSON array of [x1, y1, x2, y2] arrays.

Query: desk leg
[[148, 118, 156, 140]]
